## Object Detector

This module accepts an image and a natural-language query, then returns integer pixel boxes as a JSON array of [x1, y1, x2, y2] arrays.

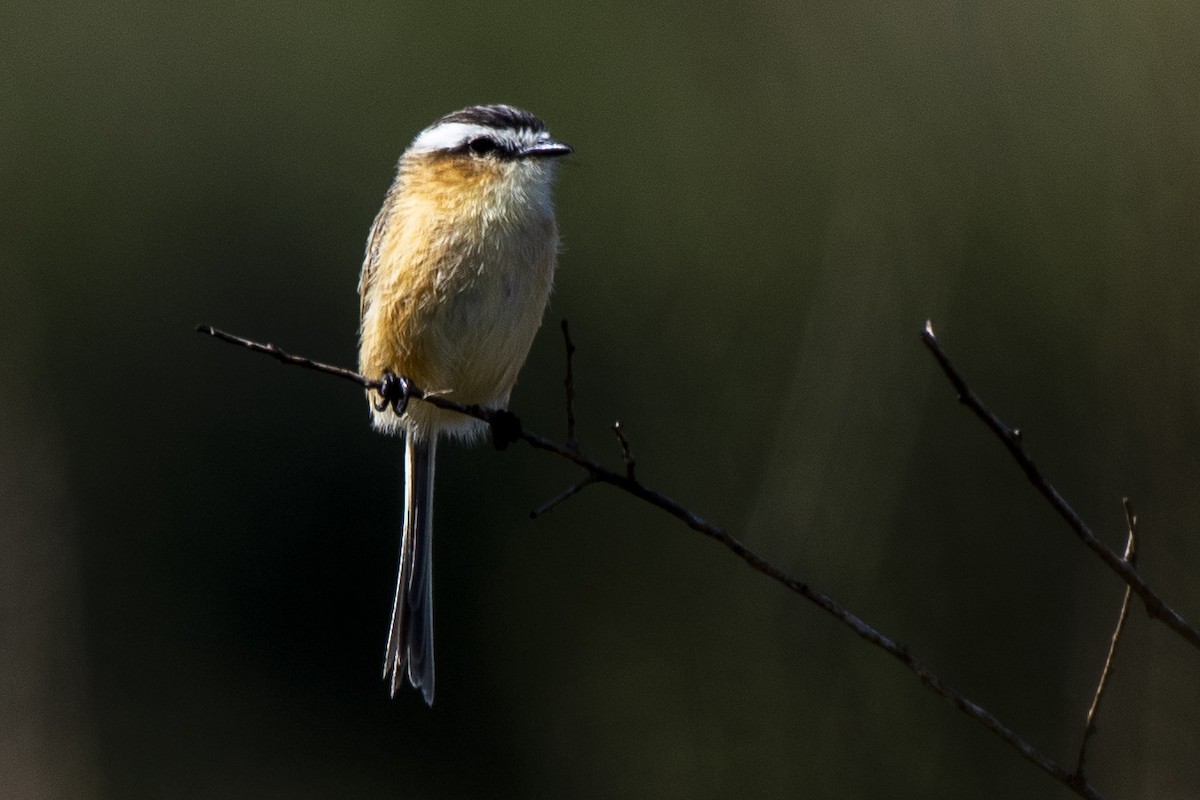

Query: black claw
[[375, 371, 411, 416], [489, 410, 522, 451]]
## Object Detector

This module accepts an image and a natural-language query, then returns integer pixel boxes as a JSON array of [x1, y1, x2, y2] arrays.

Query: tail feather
[[384, 434, 436, 704]]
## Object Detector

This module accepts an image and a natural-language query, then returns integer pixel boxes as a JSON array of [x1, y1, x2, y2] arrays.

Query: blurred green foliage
[[3, 1, 1199, 797]]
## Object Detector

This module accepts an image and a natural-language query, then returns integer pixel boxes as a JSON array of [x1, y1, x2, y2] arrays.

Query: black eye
[[467, 136, 498, 155]]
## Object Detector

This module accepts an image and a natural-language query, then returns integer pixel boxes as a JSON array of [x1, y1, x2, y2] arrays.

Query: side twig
[[198, 322, 1106, 800], [530, 475, 597, 519], [1074, 499, 1139, 781], [921, 321, 1200, 652], [611, 421, 636, 481], [562, 320, 578, 449]]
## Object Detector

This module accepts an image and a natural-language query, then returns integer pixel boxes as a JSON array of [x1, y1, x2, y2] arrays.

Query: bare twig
[[611, 420, 636, 481], [198, 323, 1106, 800], [530, 474, 597, 519], [921, 321, 1200, 652], [562, 320, 578, 449], [1074, 499, 1139, 779], [197, 325, 373, 390], [197, 324, 504, 428]]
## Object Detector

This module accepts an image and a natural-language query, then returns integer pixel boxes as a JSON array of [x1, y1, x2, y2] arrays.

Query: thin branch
[[198, 323, 1106, 800], [197, 325, 373, 390], [197, 324, 502, 428], [530, 474, 597, 519], [921, 321, 1200, 651], [611, 420, 636, 481], [561, 320, 578, 449], [1074, 499, 1139, 779]]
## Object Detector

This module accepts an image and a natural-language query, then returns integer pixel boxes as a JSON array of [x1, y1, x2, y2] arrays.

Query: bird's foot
[[374, 371, 411, 416], [489, 409, 522, 450]]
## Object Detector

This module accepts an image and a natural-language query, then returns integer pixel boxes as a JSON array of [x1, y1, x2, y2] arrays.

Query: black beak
[[521, 140, 573, 158]]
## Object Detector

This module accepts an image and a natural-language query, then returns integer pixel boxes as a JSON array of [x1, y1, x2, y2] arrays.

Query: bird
[[357, 104, 571, 704]]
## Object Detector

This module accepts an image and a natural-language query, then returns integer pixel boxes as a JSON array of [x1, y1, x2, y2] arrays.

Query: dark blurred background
[[3, 1, 1199, 797]]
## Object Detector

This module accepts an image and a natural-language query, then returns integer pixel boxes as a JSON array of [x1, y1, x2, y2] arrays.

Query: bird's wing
[[358, 195, 392, 321]]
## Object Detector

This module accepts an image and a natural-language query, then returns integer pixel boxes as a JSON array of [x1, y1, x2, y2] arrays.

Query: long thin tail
[[384, 433, 436, 704]]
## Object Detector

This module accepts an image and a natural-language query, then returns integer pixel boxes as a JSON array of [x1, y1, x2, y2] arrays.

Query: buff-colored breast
[[359, 154, 558, 440]]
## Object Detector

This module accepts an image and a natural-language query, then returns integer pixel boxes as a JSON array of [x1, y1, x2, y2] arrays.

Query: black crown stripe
[[436, 104, 546, 133]]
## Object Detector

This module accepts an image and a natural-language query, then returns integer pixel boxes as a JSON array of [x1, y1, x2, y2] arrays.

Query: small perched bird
[[358, 104, 571, 704]]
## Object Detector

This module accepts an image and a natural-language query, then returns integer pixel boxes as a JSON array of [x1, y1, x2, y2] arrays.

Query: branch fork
[[197, 318, 1200, 799]]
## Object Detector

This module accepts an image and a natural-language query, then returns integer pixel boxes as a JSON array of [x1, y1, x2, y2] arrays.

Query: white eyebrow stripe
[[409, 121, 548, 154], [410, 122, 492, 152], [410, 122, 514, 153]]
